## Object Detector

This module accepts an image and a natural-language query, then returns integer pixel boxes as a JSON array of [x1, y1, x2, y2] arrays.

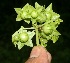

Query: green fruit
[[31, 11, 38, 18], [37, 13, 46, 23], [37, 16, 46, 23], [19, 32, 29, 42], [42, 25, 52, 34]]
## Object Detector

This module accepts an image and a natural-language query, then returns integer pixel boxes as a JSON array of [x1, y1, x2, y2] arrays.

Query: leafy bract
[[12, 26, 35, 50], [45, 3, 52, 12]]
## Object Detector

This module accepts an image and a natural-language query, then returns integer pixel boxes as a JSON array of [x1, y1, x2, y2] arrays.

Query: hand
[[25, 46, 52, 63]]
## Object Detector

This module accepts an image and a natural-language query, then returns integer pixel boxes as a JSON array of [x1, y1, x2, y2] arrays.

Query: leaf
[[25, 40, 33, 47], [22, 3, 34, 14], [22, 3, 29, 11], [35, 2, 44, 13], [40, 38, 48, 47], [53, 30, 61, 36], [14, 8, 22, 14], [28, 30, 35, 39], [24, 20, 30, 24], [35, 2, 41, 9], [27, 5, 35, 13], [46, 3, 52, 12], [14, 8, 22, 21], [52, 35, 59, 43], [51, 12, 60, 20], [16, 15, 22, 21], [17, 42, 24, 50], [45, 12, 52, 19], [31, 18, 37, 24]]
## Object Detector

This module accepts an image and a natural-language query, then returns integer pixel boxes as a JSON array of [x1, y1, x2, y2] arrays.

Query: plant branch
[[35, 23, 39, 46]]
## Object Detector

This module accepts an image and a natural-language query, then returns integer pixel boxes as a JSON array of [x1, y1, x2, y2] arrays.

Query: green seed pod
[[42, 25, 53, 35], [37, 13, 46, 23], [31, 11, 38, 18], [19, 32, 29, 42]]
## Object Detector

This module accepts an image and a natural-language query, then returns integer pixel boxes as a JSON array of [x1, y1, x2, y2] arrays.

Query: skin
[[25, 46, 52, 63]]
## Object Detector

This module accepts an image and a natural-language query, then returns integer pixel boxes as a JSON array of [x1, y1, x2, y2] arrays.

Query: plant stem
[[35, 23, 39, 46]]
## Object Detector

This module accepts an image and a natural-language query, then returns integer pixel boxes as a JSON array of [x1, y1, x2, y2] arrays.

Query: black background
[[0, 0, 70, 63]]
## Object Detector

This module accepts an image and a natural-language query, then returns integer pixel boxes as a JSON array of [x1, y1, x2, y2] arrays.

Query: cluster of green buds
[[12, 2, 63, 50]]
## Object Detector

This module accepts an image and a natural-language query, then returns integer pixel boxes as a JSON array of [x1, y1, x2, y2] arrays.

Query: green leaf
[[45, 12, 52, 19], [31, 18, 37, 24], [25, 40, 33, 47], [28, 30, 35, 39], [14, 8, 22, 21], [14, 8, 22, 14], [55, 18, 63, 25], [51, 12, 60, 20], [40, 38, 48, 47], [35, 2, 41, 9], [22, 3, 34, 14], [45, 3, 52, 12], [51, 35, 59, 43], [35, 2, 44, 13], [48, 30, 61, 43], [22, 3, 29, 11], [24, 20, 30, 24], [53, 30, 61, 36], [17, 42, 24, 50], [45, 3, 53, 20], [16, 15, 22, 21], [27, 5, 35, 14]]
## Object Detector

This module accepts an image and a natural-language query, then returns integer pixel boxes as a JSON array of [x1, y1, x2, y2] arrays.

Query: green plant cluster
[[12, 26, 35, 50], [12, 2, 63, 50]]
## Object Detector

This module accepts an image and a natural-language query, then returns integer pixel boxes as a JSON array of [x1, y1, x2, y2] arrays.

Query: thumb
[[25, 46, 52, 63], [47, 51, 52, 63], [30, 46, 41, 58]]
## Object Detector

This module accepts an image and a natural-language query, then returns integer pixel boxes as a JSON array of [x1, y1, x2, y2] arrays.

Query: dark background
[[0, 0, 70, 63]]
